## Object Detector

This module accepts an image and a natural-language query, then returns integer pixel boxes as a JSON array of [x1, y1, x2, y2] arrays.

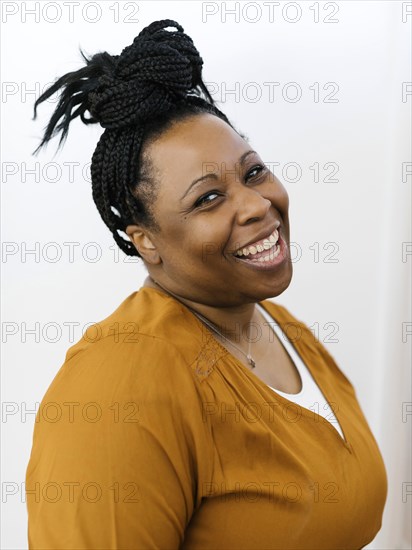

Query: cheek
[[270, 177, 290, 210], [156, 219, 228, 267], [279, 187, 290, 210], [176, 219, 232, 268], [190, 220, 230, 258]]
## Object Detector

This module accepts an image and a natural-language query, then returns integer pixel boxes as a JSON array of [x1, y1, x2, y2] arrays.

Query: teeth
[[257, 244, 281, 262], [258, 244, 281, 262], [234, 229, 279, 257]]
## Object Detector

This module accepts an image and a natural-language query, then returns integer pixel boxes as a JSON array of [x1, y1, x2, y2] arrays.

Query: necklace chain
[[149, 278, 257, 369]]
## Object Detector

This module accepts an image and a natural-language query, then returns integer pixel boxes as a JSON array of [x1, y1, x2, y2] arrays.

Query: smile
[[233, 228, 279, 258], [231, 229, 287, 270]]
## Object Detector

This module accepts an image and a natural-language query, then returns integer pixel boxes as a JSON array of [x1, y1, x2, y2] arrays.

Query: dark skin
[[126, 114, 299, 391]]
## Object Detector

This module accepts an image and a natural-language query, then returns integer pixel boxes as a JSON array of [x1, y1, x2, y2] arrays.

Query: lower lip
[[232, 235, 288, 271]]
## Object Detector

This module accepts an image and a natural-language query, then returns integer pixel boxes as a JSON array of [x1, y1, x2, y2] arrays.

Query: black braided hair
[[32, 19, 239, 258]]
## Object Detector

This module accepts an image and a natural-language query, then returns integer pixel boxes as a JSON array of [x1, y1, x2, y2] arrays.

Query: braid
[[32, 19, 237, 258]]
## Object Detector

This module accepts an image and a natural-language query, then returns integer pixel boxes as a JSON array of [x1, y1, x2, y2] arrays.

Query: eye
[[193, 164, 268, 209], [246, 164, 267, 181], [194, 191, 221, 208]]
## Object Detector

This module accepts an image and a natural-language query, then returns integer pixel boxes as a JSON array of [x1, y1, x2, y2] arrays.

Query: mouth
[[232, 227, 280, 259], [230, 227, 287, 270]]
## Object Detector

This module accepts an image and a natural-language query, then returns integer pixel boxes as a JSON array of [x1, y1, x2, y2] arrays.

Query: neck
[[142, 275, 261, 349]]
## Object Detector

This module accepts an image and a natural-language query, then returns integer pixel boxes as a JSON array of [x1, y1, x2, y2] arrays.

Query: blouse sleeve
[[25, 333, 212, 549]]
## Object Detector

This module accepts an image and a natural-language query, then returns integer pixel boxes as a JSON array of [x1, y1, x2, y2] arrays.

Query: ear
[[125, 224, 162, 265]]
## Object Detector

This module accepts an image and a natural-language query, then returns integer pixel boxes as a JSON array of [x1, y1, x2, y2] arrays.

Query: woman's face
[[134, 113, 293, 306]]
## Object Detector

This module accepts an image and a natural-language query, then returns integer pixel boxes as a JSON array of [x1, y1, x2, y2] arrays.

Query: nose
[[234, 186, 272, 225]]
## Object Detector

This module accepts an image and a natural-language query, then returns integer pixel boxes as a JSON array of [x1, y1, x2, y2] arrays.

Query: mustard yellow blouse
[[26, 287, 387, 549]]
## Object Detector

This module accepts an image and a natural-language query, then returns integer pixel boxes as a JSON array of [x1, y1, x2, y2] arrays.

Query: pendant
[[247, 354, 256, 369]]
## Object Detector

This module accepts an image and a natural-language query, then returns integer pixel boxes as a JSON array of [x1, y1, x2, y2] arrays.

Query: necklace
[[148, 277, 257, 369]]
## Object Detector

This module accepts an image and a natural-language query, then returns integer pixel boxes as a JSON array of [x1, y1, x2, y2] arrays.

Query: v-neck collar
[[256, 300, 352, 452], [140, 286, 352, 453]]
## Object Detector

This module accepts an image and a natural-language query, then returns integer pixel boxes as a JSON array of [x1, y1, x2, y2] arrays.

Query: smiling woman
[[25, 19, 387, 550]]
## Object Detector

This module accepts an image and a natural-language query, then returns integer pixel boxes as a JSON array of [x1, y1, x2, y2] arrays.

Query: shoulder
[[39, 288, 233, 418], [259, 298, 355, 390], [42, 287, 220, 405], [258, 299, 316, 341], [64, 286, 208, 365]]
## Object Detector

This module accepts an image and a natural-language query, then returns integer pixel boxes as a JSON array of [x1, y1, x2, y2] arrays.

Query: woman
[[26, 19, 387, 549]]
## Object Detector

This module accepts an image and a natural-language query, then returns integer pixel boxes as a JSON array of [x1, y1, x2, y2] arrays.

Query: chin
[[262, 262, 293, 300]]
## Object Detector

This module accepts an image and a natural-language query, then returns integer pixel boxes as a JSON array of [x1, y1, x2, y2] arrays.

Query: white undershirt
[[256, 304, 345, 440]]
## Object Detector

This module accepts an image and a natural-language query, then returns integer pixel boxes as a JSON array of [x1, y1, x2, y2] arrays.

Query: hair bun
[[87, 19, 205, 129]]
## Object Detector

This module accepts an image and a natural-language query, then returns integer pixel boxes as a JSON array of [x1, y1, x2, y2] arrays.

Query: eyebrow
[[180, 150, 258, 202]]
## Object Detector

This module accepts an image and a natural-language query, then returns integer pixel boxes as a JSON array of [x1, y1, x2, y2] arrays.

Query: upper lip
[[230, 222, 281, 254]]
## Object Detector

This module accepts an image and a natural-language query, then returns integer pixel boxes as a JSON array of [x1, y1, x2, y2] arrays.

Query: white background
[[1, 1, 411, 548]]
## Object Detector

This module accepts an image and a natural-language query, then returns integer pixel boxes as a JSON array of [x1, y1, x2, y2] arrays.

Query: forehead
[[145, 114, 250, 187]]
